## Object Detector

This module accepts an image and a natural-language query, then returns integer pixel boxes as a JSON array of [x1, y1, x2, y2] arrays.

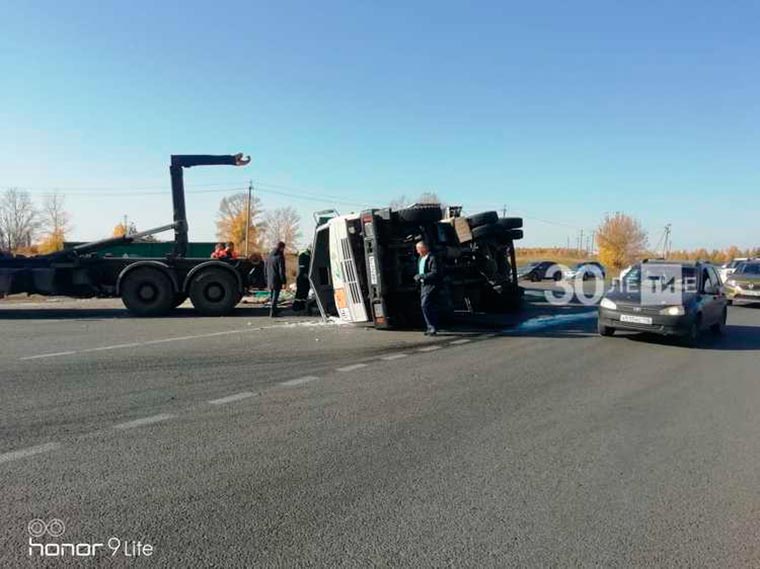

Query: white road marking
[[208, 392, 256, 405], [17, 320, 329, 361], [381, 353, 408, 360], [83, 342, 142, 352], [336, 363, 368, 372], [113, 413, 176, 430], [449, 339, 471, 345], [20, 351, 76, 361], [0, 442, 61, 464], [418, 345, 442, 352], [278, 375, 319, 387]]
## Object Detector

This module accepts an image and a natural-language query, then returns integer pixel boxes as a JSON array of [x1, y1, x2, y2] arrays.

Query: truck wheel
[[121, 268, 175, 316], [471, 223, 506, 240], [396, 205, 443, 224], [189, 268, 239, 316], [497, 217, 523, 229], [467, 211, 498, 228]]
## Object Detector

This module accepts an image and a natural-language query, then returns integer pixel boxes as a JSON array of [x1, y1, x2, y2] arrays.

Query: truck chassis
[[0, 154, 254, 317]]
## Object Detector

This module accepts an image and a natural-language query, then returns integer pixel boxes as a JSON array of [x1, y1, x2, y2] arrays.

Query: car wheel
[[466, 211, 499, 228], [121, 267, 175, 317], [598, 320, 615, 336], [189, 268, 240, 316], [711, 308, 727, 335]]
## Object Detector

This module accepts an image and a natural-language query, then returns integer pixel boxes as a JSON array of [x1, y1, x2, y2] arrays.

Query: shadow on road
[[620, 325, 760, 351], [0, 305, 319, 321]]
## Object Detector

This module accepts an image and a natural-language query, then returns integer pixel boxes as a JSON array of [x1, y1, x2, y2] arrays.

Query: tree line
[[0, 187, 303, 257]]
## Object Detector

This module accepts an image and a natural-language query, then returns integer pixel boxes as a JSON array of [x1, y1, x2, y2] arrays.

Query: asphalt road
[[1, 294, 760, 567]]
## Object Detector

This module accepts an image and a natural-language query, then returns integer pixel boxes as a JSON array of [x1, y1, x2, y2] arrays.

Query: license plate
[[620, 314, 653, 325]]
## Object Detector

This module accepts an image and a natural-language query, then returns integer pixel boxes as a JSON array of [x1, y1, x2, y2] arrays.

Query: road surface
[[2, 294, 760, 566]]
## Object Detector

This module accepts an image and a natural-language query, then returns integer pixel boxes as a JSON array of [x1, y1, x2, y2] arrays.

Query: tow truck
[[309, 204, 524, 328], [0, 153, 255, 316]]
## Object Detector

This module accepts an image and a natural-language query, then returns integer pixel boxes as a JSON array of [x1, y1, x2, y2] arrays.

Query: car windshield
[[622, 265, 696, 290], [736, 263, 760, 275]]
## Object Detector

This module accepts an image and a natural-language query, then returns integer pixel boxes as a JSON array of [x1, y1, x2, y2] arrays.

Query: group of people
[[211, 240, 287, 318], [210, 242, 239, 260], [209, 239, 439, 333]]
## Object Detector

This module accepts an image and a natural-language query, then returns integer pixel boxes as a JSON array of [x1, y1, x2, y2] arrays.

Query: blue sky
[[1, 0, 758, 249]]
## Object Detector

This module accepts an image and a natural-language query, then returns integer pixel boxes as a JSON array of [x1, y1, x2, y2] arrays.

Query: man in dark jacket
[[265, 241, 287, 317], [414, 240, 441, 335]]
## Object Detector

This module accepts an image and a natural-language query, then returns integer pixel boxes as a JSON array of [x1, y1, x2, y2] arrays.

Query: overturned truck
[[309, 205, 523, 329]]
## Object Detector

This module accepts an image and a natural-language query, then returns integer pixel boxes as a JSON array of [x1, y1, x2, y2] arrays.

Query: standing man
[[414, 240, 440, 336], [265, 241, 287, 317]]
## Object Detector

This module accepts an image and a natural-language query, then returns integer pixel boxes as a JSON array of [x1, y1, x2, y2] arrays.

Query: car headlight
[[659, 305, 685, 316], [600, 298, 617, 310]]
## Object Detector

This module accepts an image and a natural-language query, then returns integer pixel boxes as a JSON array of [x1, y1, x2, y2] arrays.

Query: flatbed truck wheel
[[188, 268, 239, 316], [121, 268, 175, 316]]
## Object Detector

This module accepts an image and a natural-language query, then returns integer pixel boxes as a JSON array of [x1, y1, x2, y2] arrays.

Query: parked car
[[722, 261, 760, 304], [517, 260, 561, 281], [597, 260, 727, 346], [564, 261, 606, 280], [719, 258, 751, 283]]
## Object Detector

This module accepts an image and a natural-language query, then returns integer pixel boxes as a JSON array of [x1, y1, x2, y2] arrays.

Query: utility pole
[[579, 229, 584, 255], [244, 180, 253, 257], [502, 204, 507, 218], [662, 224, 672, 259]]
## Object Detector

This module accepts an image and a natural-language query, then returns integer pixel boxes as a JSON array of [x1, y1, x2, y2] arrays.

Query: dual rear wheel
[[121, 266, 240, 317]]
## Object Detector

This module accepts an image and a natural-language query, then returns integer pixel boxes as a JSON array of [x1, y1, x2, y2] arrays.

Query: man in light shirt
[[414, 240, 441, 335]]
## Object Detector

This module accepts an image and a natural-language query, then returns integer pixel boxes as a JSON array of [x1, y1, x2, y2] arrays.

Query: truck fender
[[182, 261, 243, 294], [116, 261, 179, 295]]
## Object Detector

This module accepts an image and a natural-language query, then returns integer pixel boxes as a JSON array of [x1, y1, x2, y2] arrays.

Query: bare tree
[[262, 207, 302, 252], [216, 192, 264, 253], [389, 195, 408, 209], [37, 193, 72, 253], [416, 191, 441, 204], [0, 188, 41, 253]]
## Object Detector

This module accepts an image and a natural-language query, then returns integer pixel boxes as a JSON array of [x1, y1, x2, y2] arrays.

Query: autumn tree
[[262, 206, 302, 252], [596, 212, 648, 270], [37, 193, 72, 254], [0, 188, 40, 253], [216, 192, 264, 254]]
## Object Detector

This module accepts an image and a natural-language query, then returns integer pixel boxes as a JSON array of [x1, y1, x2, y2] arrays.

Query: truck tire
[[471, 223, 507, 240], [507, 229, 524, 240], [396, 205, 443, 224], [498, 217, 523, 229], [188, 267, 239, 316], [466, 211, 498, 228], [121, 267, 175, 317]]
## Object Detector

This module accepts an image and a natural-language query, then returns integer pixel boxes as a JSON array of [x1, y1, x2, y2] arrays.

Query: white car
[[719, 258, 749, 283]]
